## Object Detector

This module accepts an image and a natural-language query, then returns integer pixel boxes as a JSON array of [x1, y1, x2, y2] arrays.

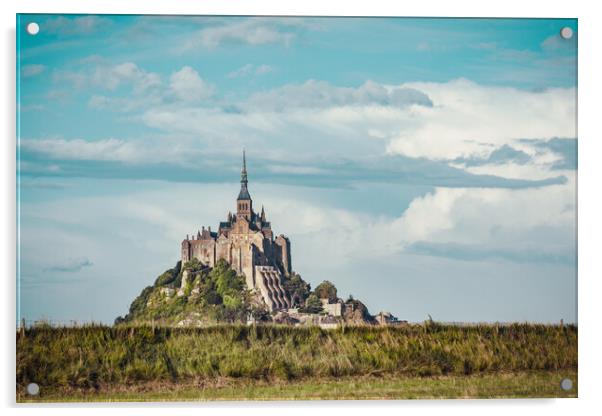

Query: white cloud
[[457, 161, 559, 181], [44, 15, 113, 36], [256, 64, 273, 75], [54, 61, 161, 93], [87, 95, 112, 109], [20, 138, 138, 162], [20, 136, 207, 166], [133, 78, 574, 186], [57, 63, 216, 109], [92, 62, 162, 92], [246, 79, 433, 110], [228, 64, 273, 78], [168, 66, 214, 101], [21, 64, 46, 78], [270, 177, 575, 267], [385, 79, 576, 161], [394, 176, 575, 249], [188, 19, 296, 50], [66, 71, 575, 185], [52, 70, 87, 88], [541, 33, 576, 51]]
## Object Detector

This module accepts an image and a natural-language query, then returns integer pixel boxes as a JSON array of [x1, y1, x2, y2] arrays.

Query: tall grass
[[17, 323, 577, 390]]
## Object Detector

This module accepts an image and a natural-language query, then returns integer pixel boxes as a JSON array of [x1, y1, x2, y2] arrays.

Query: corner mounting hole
[[560, 378, 573, 391], [560, 27, 573, 40], [26, 22, 40, 36], [26, 382, 40, 395]]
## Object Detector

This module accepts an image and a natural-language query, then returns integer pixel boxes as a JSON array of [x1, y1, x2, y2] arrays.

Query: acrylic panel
[[16, 14, 577, 402]]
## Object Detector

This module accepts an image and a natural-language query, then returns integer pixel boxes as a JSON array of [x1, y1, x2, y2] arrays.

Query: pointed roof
[[237, 149, 252, 200]]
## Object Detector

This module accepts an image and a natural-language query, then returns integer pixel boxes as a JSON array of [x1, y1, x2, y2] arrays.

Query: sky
[[16, 15, 577, 324]]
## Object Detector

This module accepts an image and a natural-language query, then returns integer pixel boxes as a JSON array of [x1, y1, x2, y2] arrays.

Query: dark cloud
[[407, 241, 575, 265], [45, 257, 93, 273], [453, 138, 577, 171], [524, 138, 577, 170], [19, 150, 567, 190], [454, 144, 532, 167]]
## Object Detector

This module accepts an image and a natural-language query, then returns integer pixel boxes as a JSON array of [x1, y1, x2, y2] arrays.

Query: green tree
[[210, 259, 244, 297], [183, 257, 202, 271], [300, 294, 323, 314], [314, 280, 338, 303], [282, 273, 311, 306], [154, 261, 182, 286], [223, 294, 242, 310], [124, 285, 154, 320]]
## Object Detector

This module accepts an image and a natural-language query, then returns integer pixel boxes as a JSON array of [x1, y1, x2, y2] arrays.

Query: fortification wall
[[190, 239, 216, 267]]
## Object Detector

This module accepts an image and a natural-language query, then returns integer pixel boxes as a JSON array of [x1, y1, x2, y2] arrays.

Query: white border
[[2, 0, 584, 18], [2, 1, 601, 415]]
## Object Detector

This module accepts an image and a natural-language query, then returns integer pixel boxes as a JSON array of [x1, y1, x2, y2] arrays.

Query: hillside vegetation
[[116, 259, 268, 325], [115, 259, 373, 326]]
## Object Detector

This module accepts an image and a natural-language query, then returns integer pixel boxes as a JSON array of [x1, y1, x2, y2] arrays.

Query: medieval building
[[181, 152, 292, 311]]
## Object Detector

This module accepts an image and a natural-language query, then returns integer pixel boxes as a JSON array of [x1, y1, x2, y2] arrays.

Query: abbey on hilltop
[[181, 152, 292, 311]]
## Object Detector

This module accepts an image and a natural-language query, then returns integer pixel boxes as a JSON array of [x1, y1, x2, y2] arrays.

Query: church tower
[[237, 150, 253, 220]]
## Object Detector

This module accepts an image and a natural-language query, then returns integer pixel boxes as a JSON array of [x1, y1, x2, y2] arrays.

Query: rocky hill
[[115, 259, 379, 327]]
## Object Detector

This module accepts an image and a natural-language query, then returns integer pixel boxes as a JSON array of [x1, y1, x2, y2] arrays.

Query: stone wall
[[275, 235, 291, 274], [255, 265, 291, 311]]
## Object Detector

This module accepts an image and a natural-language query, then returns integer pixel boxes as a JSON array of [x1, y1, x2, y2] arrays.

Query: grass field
[[17, 323, 577, 402], [18, 371, 577, 402]]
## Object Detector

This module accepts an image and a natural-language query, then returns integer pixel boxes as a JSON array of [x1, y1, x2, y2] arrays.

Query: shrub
[[314, 280, 338, 303], [300, 294, 323, 314], [282, 273, 311, 307]]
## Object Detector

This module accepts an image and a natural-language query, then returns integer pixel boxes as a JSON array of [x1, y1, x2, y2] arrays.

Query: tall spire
[[237, 149, 251, 201], [241, 149, 248, 186]]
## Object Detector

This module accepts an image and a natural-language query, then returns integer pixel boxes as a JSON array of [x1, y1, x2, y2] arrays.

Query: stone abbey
[[181, 152, 292, 311]]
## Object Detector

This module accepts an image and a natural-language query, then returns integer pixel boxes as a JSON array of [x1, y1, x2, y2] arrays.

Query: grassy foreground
[[18, 371, 577, 402], [17, 323, 577, 401]]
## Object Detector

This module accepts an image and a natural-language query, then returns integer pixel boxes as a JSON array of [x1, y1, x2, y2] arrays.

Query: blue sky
[[17, 15, 577, 324]]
